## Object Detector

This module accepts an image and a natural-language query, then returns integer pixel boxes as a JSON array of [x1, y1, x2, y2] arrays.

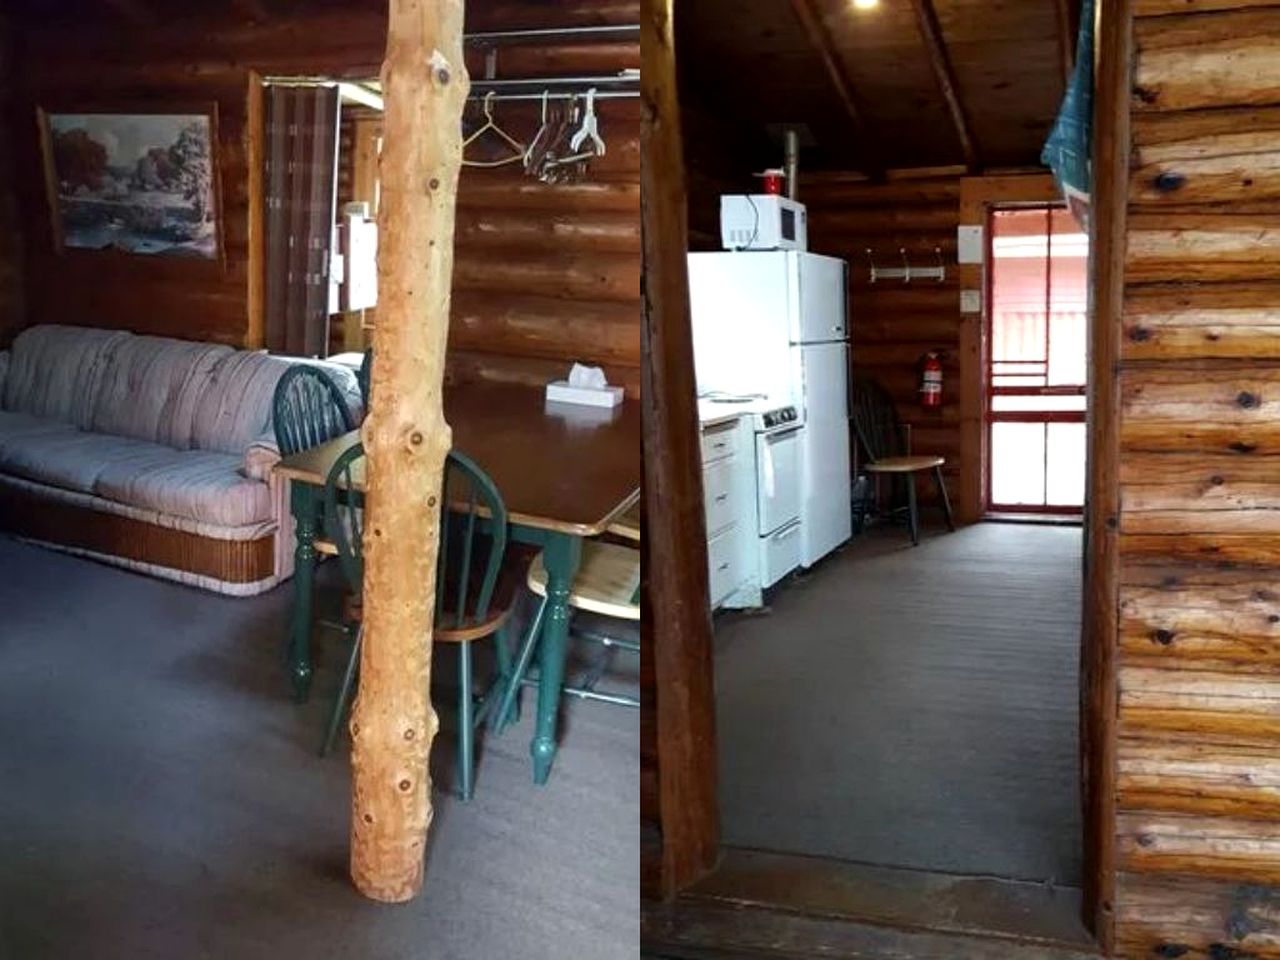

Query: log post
[[350, 0, 467, 903]]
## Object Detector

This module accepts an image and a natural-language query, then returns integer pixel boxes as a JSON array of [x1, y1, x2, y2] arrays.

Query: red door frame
[[984, 202, 1086, 516]]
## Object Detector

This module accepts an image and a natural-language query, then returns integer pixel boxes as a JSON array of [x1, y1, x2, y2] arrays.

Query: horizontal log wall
[[1115, 2, 1280, 955], [0, 10, 23, 346], [803, 174, 962, 506], [9, 1, 639, 395]]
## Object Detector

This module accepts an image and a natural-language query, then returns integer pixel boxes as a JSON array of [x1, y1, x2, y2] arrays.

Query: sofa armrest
[[242, 435, 281, 482]]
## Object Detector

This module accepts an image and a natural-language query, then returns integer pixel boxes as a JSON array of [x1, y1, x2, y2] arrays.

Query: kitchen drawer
[[707, 524, 740, 607], [701, 421, 737, 464], [702, 457, 736, 535]]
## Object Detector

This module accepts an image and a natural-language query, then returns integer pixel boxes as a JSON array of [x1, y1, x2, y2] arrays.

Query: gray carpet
[[0, 537, 638, 960], [714, 522, 1082, 885]]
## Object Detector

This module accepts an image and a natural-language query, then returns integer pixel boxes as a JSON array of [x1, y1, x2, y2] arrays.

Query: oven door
[[755, 425, 802, 535]]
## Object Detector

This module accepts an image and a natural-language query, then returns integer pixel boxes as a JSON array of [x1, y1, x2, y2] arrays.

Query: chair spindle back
[[850, 375, 905, 464], [272, 365, 356, 456], [322, 445, 509, 631]]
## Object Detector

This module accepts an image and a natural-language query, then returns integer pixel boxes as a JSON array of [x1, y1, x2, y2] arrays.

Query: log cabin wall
[[803, 174, 962, 505], [0, 10, 25, 346], [1112, 2, 1280, 955], [7, 1, 639, 396]]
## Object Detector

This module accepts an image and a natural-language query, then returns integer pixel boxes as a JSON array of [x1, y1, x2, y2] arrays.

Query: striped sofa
[[0, 325, 360, 595]]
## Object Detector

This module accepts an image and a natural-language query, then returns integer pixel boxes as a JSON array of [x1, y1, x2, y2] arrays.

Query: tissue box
[[545, 380, 625, 408]]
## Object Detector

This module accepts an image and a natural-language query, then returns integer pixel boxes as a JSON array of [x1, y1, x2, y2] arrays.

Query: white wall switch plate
[[958, 225, 984, 264], [960, 288, 981, 314]]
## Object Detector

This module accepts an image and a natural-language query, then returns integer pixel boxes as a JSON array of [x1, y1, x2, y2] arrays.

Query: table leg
[[288, 480, 318, 702], [530, 532, 582, 785]]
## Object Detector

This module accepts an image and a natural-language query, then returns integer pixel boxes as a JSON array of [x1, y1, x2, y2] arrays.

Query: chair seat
[[436, 548, 533, 643], [865, 454, 945, 473], [607, 501, 641, 542], [528, 541, 640, 621]]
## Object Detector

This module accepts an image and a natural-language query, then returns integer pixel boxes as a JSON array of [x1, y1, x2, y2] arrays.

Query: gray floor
[[715, 521, 1083, 885], [0, 537, 639, 960]]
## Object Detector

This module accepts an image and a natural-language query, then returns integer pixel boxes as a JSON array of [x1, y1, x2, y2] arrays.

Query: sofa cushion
[[0, 428, 177, 496], [0, 410, 81, 448], [3, 325, 130, 429], [90, 335, 233, 449], [193, 351, 361, 456], [94, 448, 272, 527]]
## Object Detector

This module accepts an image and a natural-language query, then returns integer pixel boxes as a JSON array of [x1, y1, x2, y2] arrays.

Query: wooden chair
[[356, 348, 373, 410], [271, 365, 356, 456], [495, 539, 641, 734], [318, 442, 520, 802], [850, 375, 955, 546], [606, 501, 641, 543]]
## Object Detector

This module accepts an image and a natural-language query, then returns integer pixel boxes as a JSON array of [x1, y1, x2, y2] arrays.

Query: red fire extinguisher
[[920, 351, 943, 409]]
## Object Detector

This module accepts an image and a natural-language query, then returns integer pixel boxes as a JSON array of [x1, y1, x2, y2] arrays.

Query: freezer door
[[687, 251, 793, 400], [790, 252, 848, 344], [797, 342, 852, 565]]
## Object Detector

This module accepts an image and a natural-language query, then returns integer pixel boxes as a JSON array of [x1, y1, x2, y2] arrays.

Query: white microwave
[[719, 194, 808, 252]]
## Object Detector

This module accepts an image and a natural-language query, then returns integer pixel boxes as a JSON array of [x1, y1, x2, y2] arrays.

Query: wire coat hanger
[[462, 91, 526, 168]]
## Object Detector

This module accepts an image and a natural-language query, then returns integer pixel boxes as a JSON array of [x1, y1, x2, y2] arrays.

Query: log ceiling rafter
[[102, 0, 151, 25], [908, 0, 979, 173], [787, 0, 882, 178], [230, 0, 273, 23]]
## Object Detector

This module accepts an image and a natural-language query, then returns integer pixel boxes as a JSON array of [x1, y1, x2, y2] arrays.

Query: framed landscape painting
[[38, 106, 221, 259]]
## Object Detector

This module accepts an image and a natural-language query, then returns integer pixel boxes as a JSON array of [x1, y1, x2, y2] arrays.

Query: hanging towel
[[1041, 0, 1095, 229]]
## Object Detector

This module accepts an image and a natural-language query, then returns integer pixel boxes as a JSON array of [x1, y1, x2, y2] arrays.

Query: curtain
[[264, 85, 341, 357], [1041, 0, 1095, 228]]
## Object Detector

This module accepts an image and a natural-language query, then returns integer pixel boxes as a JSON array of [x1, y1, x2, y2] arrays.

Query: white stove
[[749, 405, 803, 587]]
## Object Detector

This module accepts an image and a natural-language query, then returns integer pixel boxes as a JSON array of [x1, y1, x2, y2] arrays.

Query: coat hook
[[865, 247, 878, 284], [900, 247, 911, 284], [934, 246, 945, 283]]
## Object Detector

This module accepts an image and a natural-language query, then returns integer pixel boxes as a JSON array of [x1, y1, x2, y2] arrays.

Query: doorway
[[986, 205, 1088, 517]]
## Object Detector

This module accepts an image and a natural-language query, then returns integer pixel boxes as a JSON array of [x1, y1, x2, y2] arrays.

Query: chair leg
[[320, 624, 363, 757], [934, 465, 956, 531], [495, 596, 546, 732], [906, 472, 920, 545], [457, 641, 475, 802], [486, 624, 515, 732]]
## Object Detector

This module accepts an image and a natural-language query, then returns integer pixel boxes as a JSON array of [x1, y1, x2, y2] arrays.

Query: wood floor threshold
[[642, 848, 1102, 960]]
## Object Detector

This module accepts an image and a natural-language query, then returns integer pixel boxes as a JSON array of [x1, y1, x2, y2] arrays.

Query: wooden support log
[[641, 0, 718, 897], [349, 0, 467, 903]]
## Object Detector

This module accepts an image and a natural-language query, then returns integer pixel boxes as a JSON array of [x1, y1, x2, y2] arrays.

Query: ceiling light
[[852, 0, 879, 9]]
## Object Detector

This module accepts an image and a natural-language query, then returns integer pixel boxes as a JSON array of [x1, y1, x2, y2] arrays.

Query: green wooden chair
[[850, 375, 955, 546], [271, 365, 357, 456], [494, 539, 641, 749], [318, 442, 519, 802], [356, 349, 373, 410]]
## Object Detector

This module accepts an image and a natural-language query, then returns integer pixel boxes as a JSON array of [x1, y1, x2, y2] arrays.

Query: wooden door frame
[[976, 197, 1088, 517], [957, 173, 1061, 524], [644, 2, 1128, 953]]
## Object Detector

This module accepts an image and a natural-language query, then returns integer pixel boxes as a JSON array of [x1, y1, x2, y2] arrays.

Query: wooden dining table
[[274, 381, 640, 783]]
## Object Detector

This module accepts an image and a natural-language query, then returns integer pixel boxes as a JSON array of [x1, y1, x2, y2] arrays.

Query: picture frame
[[36, 103, 223, 262]]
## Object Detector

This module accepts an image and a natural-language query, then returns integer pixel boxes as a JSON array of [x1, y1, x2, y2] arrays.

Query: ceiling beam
[[1053, 0, 1076, 84], [909, 0, 980, 173], [787, 0, 881, 177], [102, 0, 151, 25], [231, 0, 273, 23]]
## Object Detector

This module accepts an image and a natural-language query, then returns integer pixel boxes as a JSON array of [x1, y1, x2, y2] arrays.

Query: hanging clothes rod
[[466, 89, 639, 102], [470, 70, 639, 89], [465, 25, 639, 45]]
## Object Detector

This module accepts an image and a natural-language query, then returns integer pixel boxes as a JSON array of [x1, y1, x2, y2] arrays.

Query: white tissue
[[567, 363, 608, 390]]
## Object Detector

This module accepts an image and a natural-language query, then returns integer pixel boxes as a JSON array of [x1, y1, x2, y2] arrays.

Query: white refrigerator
[[687, 250, 853, 567]]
